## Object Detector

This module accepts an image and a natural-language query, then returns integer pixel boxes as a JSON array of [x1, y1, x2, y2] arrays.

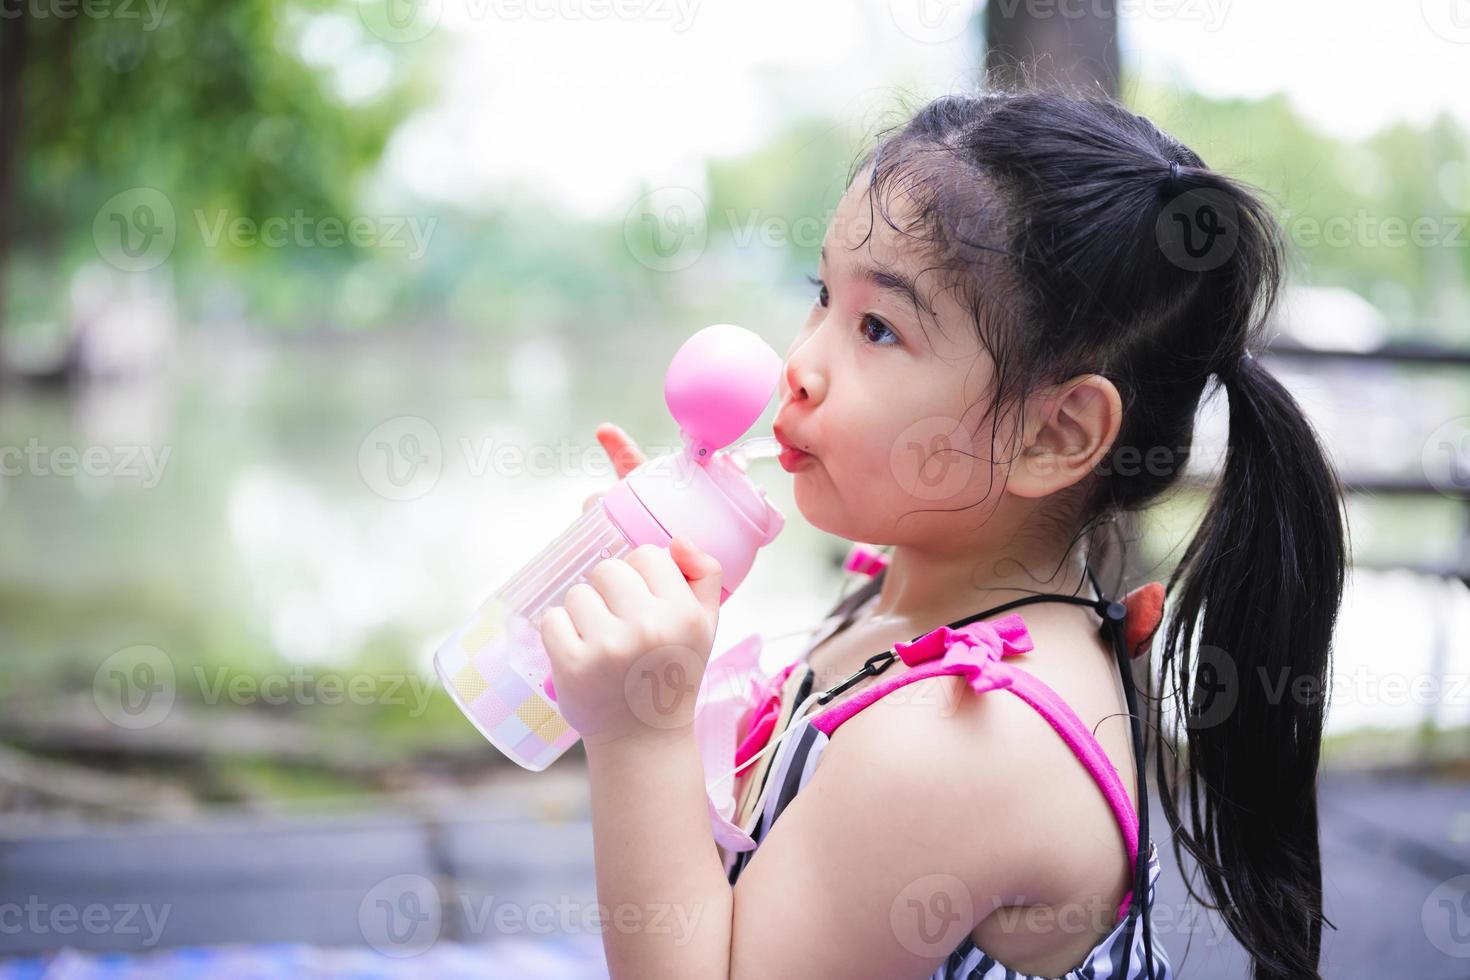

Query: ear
[[1007, 374, 1123, 499]]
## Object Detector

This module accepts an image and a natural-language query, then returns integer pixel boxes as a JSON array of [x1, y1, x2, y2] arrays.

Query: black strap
[[811, 566, 1158, 977], [1090, 566, 1157, 980]]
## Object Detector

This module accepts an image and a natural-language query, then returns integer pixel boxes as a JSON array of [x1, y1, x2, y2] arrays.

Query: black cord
[[1088, 565, 1157, 980]]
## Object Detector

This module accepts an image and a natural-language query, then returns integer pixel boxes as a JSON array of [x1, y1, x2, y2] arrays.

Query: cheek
[[884, 417, 989, 508]]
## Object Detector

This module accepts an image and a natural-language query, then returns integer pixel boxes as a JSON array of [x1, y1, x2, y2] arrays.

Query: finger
[[582, 490, 602, 513], [670, 536, 724, 622], [586, 556, 654, 619], [540, 605, 584, 663], [564, 581, 617, 639], [625, 543, 693, 601], [596, 423, 646, 479]]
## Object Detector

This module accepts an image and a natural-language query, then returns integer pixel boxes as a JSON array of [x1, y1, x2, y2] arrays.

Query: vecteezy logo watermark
[[1008, 0, 1231, 30], [1329, 667, 1470, 710], [359, 416, 444, 502], [192, 665, 436, 718], [724, 207, 835, 250], [357, 874, 705, 956], [358, 0, 698, 43], [0, 898, 172, 948], [889, 416, 977, 502], [193, 209, 437, 260], [91, 646, 437, 730], [890, 872, 974, 956], [0, 439, 171, 488], [622, 187, 708, 272], [1156, 187, 1238, 273], [0, 0, 169, 30], [359, 874, 443, 957], [1281, 210, 1469, 250], [623, 644, 706, 731], [459, 894, 702, 940], [890, 0, 1235, 46], [1422, 873, 1470, 958], [357, 0, 443, 43], [1423, 416, 1470, 499], [982, 891, 1237, 944], [358, 418, 703, 502], [1421, 0, 1470, 44], [1187, 644, 1239, 730], [93, 645, 178, 731], [888, 0, 974, 44], [93, 189, 436, 270], [93, 187, 177, 272]]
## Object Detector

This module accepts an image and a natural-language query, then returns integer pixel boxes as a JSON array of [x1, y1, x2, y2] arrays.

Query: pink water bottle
[[434, 324, 786, 770]]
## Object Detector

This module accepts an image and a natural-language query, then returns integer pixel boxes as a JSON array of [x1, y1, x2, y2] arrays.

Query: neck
[[867, 535, 1091, 630]]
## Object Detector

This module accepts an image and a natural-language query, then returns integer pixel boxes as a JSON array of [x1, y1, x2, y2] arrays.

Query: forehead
[[820, 175, 979, 359], [823, 173, 918, 266]]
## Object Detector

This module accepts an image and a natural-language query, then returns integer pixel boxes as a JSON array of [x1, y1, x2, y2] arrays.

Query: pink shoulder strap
[[807, 613, 1141, 920]]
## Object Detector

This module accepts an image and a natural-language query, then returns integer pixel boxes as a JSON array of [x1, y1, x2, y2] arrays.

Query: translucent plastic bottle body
[[433, 503, 633, 770]]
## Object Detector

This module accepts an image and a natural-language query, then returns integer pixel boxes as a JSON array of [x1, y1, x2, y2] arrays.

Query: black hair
[[821, 86, 1349, 980]]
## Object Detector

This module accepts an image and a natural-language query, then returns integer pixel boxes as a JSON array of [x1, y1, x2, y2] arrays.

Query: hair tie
[[1165, 160, 1182, 195], [1219, 349, 1254, 384]]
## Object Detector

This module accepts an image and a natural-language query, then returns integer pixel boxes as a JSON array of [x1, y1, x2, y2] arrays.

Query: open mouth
[[773, 421, 815, 472]]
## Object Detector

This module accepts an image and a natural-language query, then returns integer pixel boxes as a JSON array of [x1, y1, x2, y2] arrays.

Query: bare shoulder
[[812, 675, 1049, 899], [815, 659, 1130, 911]]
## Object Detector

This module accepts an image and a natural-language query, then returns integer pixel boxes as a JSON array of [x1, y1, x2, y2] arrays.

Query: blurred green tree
[[0, 0, 429, 361]]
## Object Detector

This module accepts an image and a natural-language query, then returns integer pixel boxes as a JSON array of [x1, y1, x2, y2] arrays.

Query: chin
[[792, 479, 877, 543]]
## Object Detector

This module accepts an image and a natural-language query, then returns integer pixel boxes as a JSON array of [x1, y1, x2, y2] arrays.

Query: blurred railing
[[1263, 335, 1470, 584], [1193, 337, 1470, 765]]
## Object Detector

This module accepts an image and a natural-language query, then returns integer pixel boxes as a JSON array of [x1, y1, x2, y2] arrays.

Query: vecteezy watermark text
[[1, 439, 170, 488], [0, 897, 171, 948], [193, 209, 436, 261], [0, 0, 168, 30], [92, 645, 436, 731]]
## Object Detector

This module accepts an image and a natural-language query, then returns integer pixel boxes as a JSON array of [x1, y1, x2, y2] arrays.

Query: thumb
[[670, 536, 723, 620]]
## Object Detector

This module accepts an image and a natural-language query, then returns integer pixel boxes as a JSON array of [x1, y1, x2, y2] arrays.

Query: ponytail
[[1156, 352, 1348, 980]]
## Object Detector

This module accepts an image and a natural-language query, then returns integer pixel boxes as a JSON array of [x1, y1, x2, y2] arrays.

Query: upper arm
[[727, 676, 1025, 980]]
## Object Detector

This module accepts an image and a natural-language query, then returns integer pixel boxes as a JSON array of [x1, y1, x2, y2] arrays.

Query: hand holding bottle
[[433, 324, 785, 770]]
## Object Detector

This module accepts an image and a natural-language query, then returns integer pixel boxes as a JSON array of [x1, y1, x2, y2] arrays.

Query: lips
[[772, 424, 814, 472], [777, 447, 811, 472], [772, 422, 811, 456]]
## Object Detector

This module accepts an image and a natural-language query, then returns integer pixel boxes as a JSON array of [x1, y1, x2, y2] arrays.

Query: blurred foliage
[[3, 0, 434, 334], [1130, 83, 1470, 337], [704, 118, 861, 277], [3, 16, 1467, 341]]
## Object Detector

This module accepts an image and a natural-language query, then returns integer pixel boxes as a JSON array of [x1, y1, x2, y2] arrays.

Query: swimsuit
[[722, 574, 1174, 979]]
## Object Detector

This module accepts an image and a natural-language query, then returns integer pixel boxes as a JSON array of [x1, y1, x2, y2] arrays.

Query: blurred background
[[0, 0, 1468, 976]]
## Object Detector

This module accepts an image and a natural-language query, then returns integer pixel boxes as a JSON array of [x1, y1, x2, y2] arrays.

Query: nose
[[781, 332, 826, 406]]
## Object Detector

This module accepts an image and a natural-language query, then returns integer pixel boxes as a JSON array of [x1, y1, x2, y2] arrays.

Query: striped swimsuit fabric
[[724, 602, 1173, 980]]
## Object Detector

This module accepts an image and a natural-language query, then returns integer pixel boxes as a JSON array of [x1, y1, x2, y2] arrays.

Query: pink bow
[[893, 612, 1034, 667]]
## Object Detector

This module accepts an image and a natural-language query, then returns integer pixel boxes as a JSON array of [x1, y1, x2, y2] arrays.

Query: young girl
[[542, 87, 1348, 980]]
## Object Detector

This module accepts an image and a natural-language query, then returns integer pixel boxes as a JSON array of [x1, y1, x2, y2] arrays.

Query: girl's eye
[[860, 314, 899, 347], [805, 274, 900, 348], [806, 274, 829, 308]]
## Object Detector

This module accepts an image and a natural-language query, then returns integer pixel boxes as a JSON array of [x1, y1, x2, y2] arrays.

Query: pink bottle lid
[[601, 324, 785, 601]]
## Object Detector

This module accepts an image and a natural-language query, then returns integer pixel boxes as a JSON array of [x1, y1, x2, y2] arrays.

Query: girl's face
[[773, 178, 1021, 551]]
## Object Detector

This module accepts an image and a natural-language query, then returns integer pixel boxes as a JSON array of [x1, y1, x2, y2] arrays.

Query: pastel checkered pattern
[[434, 596, 580, 770]]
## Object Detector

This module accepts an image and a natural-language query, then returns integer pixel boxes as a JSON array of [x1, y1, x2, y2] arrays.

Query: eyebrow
[[820, 245, 933, 317]]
